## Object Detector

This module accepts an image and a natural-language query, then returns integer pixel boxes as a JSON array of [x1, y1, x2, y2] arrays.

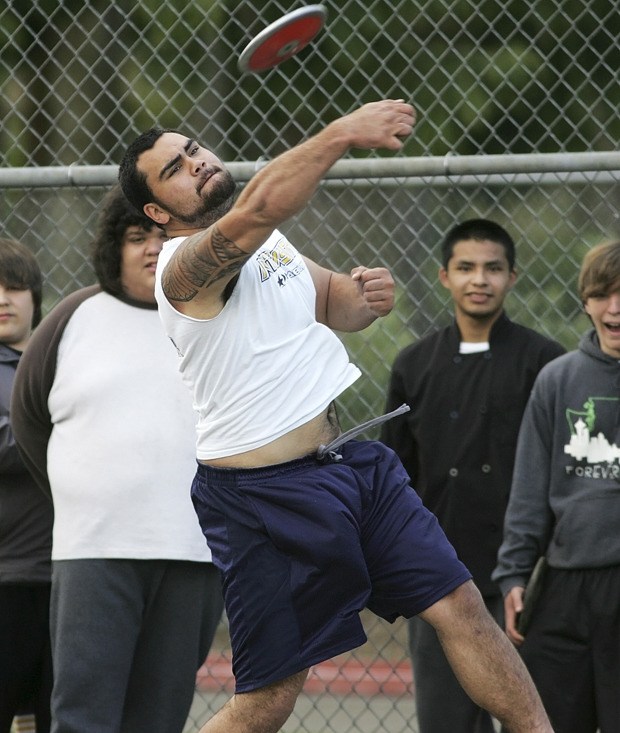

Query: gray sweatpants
[[50, 559, 223, 733]]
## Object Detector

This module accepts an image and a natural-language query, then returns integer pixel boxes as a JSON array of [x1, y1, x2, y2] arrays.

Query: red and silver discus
[[238, 5, 327, 74]]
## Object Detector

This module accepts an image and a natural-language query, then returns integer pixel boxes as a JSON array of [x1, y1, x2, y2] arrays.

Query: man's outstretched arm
[[163, 100, 415, 315], [224, 99, 415, 250], [420, 581, 553, 733]]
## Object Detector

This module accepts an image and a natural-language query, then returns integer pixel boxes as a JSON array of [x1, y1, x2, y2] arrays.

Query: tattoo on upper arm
[[163, 226, 251, 302]]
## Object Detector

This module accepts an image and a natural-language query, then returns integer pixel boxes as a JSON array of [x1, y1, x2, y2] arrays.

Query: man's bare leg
[[419, 581, 552, 733], [198, 668, 309, 733]]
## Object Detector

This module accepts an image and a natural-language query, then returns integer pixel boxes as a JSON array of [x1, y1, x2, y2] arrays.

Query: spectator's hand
[[351, 266, 395, 317], [504, 586, 526, 646]]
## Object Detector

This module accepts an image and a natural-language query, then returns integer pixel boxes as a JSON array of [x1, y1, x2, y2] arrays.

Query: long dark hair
[[92, 184, 161, 297]]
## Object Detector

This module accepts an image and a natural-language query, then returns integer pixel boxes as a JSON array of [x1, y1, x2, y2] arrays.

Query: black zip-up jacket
[[381, 313, 565, 596]]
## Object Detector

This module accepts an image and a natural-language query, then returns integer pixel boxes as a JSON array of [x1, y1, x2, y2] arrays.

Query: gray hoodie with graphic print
[[493, 328, 620, 596]]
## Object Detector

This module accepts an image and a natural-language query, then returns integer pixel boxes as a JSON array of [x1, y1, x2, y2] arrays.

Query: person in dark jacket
[[382, 219, 565, 733], [0, 237, 52, 733]]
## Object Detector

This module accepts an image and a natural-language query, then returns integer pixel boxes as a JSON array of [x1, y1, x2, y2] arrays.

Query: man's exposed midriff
[[199, 403, 340, 468]]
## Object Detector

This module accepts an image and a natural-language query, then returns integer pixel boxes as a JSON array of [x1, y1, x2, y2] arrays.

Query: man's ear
[[144, 203, 170, 226], [508, 269, 518, 288]]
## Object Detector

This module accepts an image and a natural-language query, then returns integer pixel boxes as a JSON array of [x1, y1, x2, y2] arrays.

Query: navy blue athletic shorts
[[191, 439, 470, 693]]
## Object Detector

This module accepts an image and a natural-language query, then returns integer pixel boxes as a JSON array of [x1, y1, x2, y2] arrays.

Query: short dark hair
[[92, 185, 159, 297], [0, 237, 43, 328], [578, 240, 620, 303], [118, 127, 175, 213], [441, 219, 516, 271]]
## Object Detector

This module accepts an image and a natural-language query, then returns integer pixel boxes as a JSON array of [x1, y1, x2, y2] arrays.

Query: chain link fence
[[2, 0, 620, 731]]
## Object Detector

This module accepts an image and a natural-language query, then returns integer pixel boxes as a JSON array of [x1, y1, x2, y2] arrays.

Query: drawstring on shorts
[[316, 403, 410, 462]]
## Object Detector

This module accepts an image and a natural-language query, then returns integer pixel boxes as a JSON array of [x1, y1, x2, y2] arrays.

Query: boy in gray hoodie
[[494, 239, 620, 733]]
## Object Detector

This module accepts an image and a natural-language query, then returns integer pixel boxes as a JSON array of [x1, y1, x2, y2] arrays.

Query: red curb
[[196, 653, 413, 697]]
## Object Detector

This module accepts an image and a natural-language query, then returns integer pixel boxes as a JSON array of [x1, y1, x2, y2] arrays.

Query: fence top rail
[[1, 152, 619, 189]]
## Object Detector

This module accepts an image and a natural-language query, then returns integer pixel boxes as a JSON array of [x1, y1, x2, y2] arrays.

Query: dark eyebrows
[[483, 259, 505, 267], [452, 258, 506, 268], [451, 258, 474, 268], [158, 138, 197, 181]]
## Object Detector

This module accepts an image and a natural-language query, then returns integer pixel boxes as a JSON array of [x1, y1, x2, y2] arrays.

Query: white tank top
[[155, 230, 361, 459]]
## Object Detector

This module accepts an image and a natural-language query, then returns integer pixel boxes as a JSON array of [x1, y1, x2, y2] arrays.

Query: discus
[[238, 5, 327, 74]]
